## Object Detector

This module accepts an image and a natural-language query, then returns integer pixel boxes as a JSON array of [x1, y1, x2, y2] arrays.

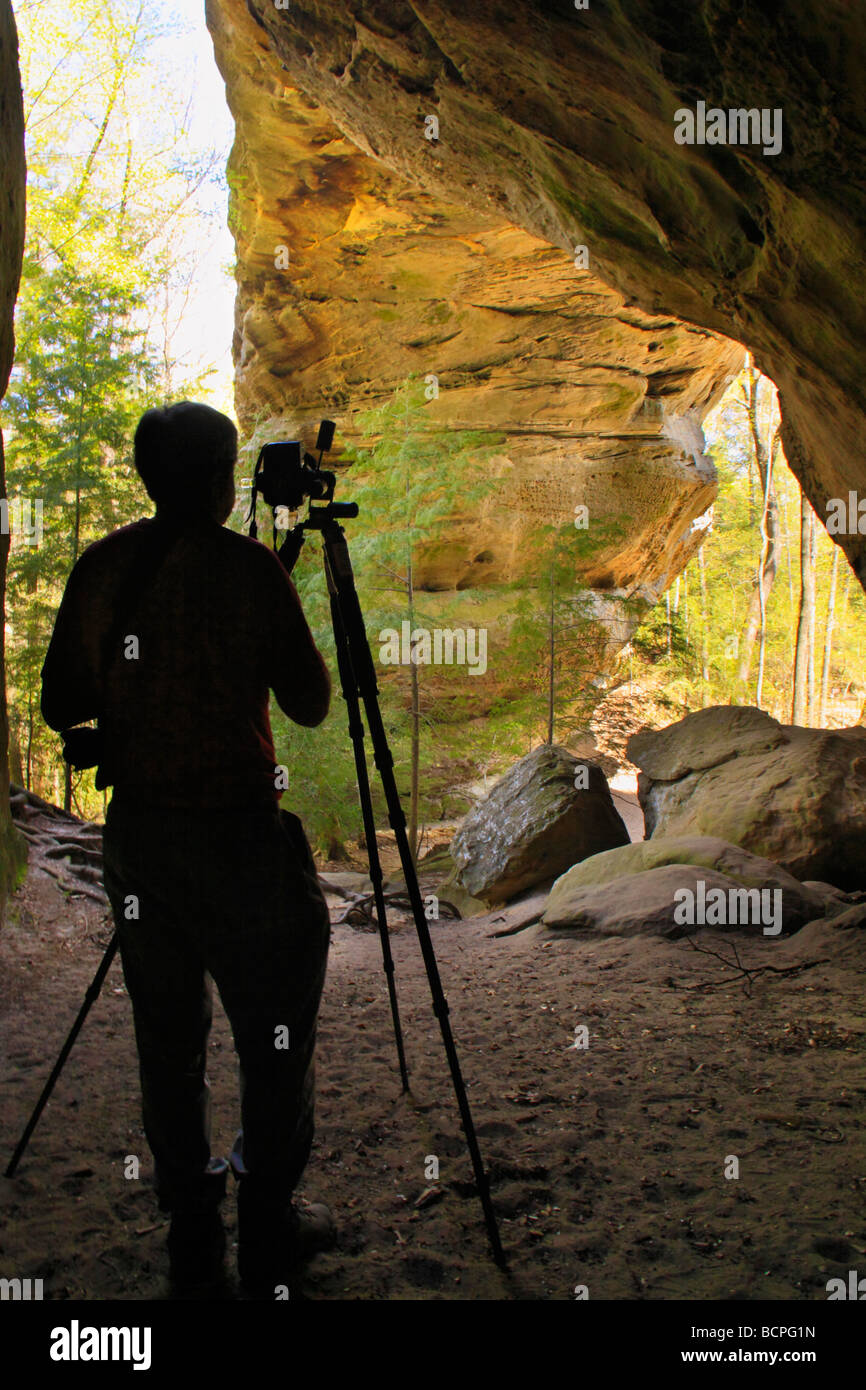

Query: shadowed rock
[[449, 744, 629, 904]]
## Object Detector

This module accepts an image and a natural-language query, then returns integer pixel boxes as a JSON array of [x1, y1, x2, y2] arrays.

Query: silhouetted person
[[41, 401, 334, 1296]]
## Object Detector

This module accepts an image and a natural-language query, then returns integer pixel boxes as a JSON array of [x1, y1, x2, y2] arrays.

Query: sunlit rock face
[[628, 707, 866, 891], [206, 0, 746, 605], [208, 0, 866, 587]]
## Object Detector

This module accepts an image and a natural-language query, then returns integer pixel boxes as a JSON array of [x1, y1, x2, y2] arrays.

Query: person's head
[[134, 401, 238, 524]]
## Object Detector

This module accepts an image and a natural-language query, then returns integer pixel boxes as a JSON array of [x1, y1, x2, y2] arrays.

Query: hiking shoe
[[237, 1187, 336, 1296], [167, 1208, 227, 1291]]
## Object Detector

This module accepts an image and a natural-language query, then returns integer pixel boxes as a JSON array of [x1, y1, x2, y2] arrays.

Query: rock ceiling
[[206, 0, 865, 596]]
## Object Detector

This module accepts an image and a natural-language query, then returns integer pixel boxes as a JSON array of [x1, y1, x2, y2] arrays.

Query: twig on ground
[[673, 933, 829, 997]]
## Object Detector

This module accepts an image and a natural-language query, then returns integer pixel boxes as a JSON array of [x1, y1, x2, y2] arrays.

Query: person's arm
[[264, 555, 331, 726], [40, 558, 103, 731]]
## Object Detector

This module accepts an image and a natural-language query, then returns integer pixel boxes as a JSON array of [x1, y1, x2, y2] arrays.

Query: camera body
[[253, 420, 336, 511], [246, 419, 356, 563]]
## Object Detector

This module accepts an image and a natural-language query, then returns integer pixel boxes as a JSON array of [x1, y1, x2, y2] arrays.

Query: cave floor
[[1, 863, 864, 1302]]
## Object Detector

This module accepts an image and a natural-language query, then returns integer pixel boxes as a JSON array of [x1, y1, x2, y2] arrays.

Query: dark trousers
[[102, 799, 331, 1212]]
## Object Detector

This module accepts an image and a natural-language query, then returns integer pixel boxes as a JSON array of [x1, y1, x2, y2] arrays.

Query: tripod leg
[[5, 934, 120, 1178], [323, 573, 410, 1091], [368, 764, 506, 1266], [320, 523, 506, 1267]]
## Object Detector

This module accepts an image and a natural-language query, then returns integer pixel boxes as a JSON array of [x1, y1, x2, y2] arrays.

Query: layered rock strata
[[207, 0, 866, 589], [207, 0, 744, 602]]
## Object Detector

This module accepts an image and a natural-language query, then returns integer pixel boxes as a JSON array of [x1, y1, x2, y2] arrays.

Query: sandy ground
[[1, 858, 865, 1303]]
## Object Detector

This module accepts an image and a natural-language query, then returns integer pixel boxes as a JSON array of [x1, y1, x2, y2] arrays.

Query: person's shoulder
[[73, 521, 154, 576], [217, 526, 293, 582], [216, 525, 272, 558]]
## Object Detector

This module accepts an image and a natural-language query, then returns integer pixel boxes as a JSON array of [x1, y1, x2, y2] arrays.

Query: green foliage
[[4, 0, 232, 813], [3, 259, 159, 811], [16, 0, 229, 399], [257, 379, 503, 853], [505, 513, 634, 743], [6, 262, 155, 546], [226, 169, 252, 238], [345, 380, 501, 855], [343, 377, 498, 603]]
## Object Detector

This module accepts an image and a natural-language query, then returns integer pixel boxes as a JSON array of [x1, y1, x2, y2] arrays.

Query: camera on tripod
[[252, 419, 337, 512], [247, 419, 358, 566]]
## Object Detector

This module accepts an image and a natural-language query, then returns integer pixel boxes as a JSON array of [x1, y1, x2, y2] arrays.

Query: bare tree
[[697, 542, 710, 701], [737, 363, 780, 698], [792, 486, 817, 724], [754, 435, 782, 708], [819, 546, 841, 726]]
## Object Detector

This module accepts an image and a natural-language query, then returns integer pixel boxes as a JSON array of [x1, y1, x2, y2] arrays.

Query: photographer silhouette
[[41, 401, 334, 1296]]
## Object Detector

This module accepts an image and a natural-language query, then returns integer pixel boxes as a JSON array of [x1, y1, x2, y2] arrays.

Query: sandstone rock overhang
[[206, 0, 866, 590]]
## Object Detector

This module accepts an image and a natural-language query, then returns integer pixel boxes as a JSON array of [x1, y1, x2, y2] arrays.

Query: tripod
[[275, 499, 505, 1266]]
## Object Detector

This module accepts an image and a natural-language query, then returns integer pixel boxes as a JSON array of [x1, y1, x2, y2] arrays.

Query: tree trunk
[[697, 543, 710, 701], [25, 688, 33, 791], [682, 571, 689, 646], [792, 488, 816, 724], [807, 514, 817, 719], [819, 546, 840, 726], [755, 438, 781, 708], [737, 374, 780, 691], [64, 356, 88, 814], [780, 473, 795, 661], [8, 714, 24, 787], [546, 561, 555, 744]]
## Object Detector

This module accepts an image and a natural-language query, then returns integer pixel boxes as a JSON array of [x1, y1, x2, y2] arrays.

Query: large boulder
[[628, 707, 866, 892], [449, 744, 629, 904], [546, 834, 824, 923], [542, 863, 814, 939]]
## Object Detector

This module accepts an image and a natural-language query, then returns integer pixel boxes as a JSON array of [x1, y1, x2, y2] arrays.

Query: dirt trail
[[1, 858, 865, 1301]]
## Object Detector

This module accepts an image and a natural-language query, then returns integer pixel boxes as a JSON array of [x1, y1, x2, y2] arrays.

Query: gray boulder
[[546, 834, 824, 925], [627, 706, 866, 891], [542, 863, 811, 938], [450, 744, 629, 904]]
